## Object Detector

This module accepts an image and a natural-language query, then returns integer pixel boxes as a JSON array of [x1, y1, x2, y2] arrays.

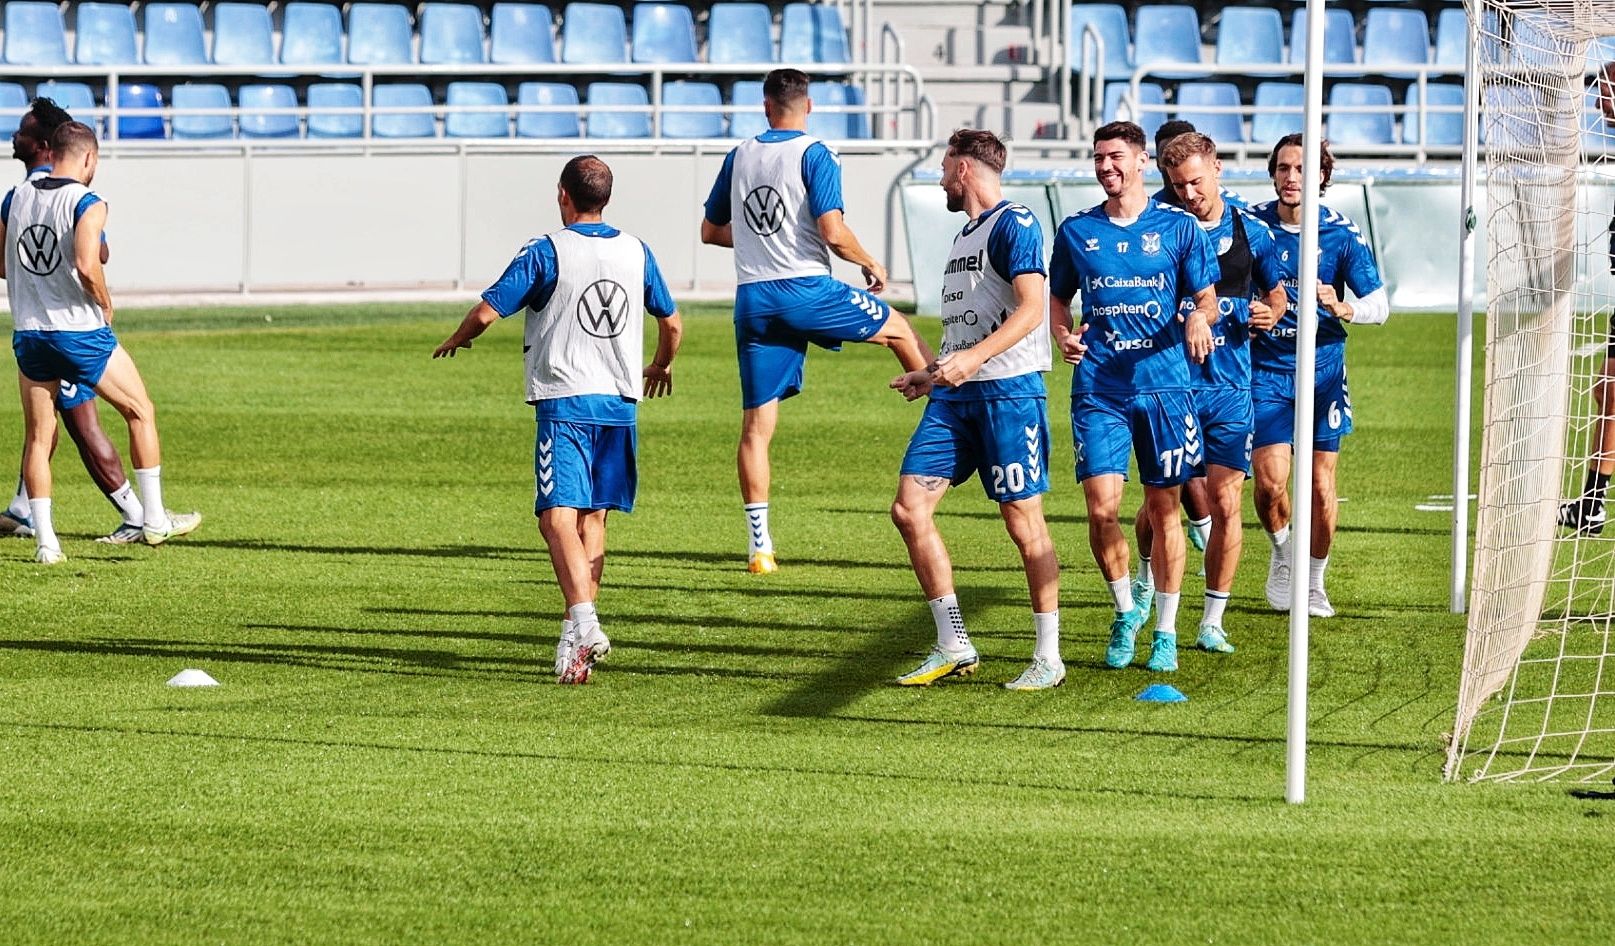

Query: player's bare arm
[[643, 312, 683, 398], [74, 202, 113, 322], [815, 210, 886, 292], [433, 300, 500, 358], [1184, 286, 1216, 362], [1248, 284, 1287, 332], [699, 218, 733, 248], [931, 272, 1047, 388], [1050, 295, 1089, 365]]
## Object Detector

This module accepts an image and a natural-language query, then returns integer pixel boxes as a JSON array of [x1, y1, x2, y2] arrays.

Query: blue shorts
[[734, 277, 892, 409], [900, 395, 1051, 502], [13, 327, 117, 389], [1193, 386, 1254, 474], [1252, 357, 1351, 453], [56, 380, 97, 410], [1071, 390, 1201, 487], [534, 420, 637, 514]]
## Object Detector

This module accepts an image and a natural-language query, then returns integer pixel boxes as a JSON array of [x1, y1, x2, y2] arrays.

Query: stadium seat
[[586, 82, 651, 138], [1132, 5, 1207, 80], [1434, 8, 1468, 69], [515, 81, 580, 137], [632, 3, 698, 63], [421, 3, 487, 64], [116, 83, 166, 139], [445, 81, 510, 137], [1067, 4, 1131, 80], [0, 83, 29, 138], [307, 83, 363, 137], [1214, 7, 1284, 77], [660, 80, 724, 137], [1251, 82, 1303, 146], [212, 3, 274, 65], [1403, 83, 1464, 146], [707, 3, 774, 64], [1361, 9, 1431, 80], [36, 81, 97, 115], [1103, 81, 1166, 138], [349, 3, 415, 64], [491, 4, 557, 63], [238, 84, 300, 137], [729, 80, 767, 138], [780, 3, 850, 64], [808, 80, 864, 140], [170, 83, 233, 138], [372, 84, 437, 137], [4, 2, 69, 65], [562, 3, 629, 63], [281, 3, 345, 64], [1174, 82, 1244, 145], [143, 3, 209, 65], [1327, 83, 1395, 146], [1288, 8, 1357, 73], [74, 3, 138, 65]]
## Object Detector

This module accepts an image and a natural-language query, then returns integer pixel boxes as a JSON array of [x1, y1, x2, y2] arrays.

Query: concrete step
[[949, 25, 1038, 66], [933, 100, 1069, 140]]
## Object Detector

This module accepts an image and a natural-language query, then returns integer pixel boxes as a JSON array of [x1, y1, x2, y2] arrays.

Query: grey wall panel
[[902, 182, 1055, 316], [94, 153, 247, 292]]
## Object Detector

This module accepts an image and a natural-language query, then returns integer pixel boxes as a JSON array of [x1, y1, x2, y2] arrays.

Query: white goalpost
[[1448, 0, 1615, 782]]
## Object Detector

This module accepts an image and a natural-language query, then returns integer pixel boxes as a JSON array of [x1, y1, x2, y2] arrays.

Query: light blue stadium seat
[[729, 80, 767, 138], [281, 3, 344, 64], [307, 83, 363, 137], [808, 80, 865, 139], [1327, 82, 1395, 146], [0, 83, 29, 137], [1132, 5, 1206, 80], [1103, 81, 1166, 138], [116, 83, 166, 139], [707, 3, 774, 64], [445, 81, 509, 137], [372, 84, 437, 137], [421, 3, 487, 64], [515, 81, 580, 137], [1214, 7, 1283, 77], [238, 83, 299, 137], [212, 3, 274, 64], [5, 2, 69, 65], [780, 3, 850, 63], [491, 3, 556, 63], [661, 80, 724, 137], [1289, 8, 1357, 74], [563, 3, 629, 63], [1174, 81, 1244, 144], [349, 3, 415, 64], [1361, 8, 1430, 80], [144, 3, 209, 65], [1067, 4, 1131, 80], [586, 82, 651, 137], [1251, 82, 1303, 146], [36, 81, 97, 115], [632, 3, 697, 63], [170, 83, 233, 138], [1434, 8, 1468, 69], [74, 3, 138, 65], [1403, 83, 1464, 146]]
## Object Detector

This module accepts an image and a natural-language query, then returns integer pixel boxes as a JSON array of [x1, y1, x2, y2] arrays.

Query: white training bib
[[729, 134, 833, 285], [523, 229, 647, 404], [938, 203, 1050, 382], [6, 178, 106, 333]]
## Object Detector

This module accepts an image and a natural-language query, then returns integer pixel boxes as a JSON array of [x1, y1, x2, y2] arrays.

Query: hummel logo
[[849, 291, 883, 319]]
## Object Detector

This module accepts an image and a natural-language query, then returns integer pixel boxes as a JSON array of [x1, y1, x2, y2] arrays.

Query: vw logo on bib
[[742, 185, 785, 236], [576, 279, 629, 338], [17, 225, 61, 276]]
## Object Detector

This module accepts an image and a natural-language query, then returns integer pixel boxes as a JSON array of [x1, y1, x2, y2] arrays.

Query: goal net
[[1449, 0, 1615, 782]]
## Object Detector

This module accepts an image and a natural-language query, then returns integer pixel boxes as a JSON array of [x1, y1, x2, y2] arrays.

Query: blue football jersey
[[1248, 201, 1384, 372], [1178, 204, 1286, 390], [1049, 200, 1219, 395]]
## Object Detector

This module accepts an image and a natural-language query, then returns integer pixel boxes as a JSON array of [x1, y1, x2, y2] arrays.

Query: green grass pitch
[[0, 303, 1609, 945]]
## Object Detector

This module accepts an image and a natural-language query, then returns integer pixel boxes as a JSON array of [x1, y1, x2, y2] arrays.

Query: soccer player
[[701, 68, 933, 574], [1150, 120, 1247, 214], [1049, 121, 1219, 673], [0, 98, 148, 544], [433, 155, 683, 685], [887, 129, 1061, 690], [3, 121, 199, 563], [1250, 134, 1389, 617], [1135, 132, 1288, 652]]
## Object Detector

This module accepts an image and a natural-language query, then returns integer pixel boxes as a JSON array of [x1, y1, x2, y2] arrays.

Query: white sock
[[1107, 577, 1135, 614], [8, 477, 28, 520], [1135, 555, 1153, 587], [1155, 590, 1180, 634], [1268, 525, 1291, 554], [106, 481, 143, 526], [1310, 555, 1329, 592], [1203, 589, 1230, 628], [567, 602, 598, 626], [744, 502, 772, 555], [929, 593, 970, 651], [1033, 610, 1060, 663], [134, 467, 169, 530], [1188, 515, 1212, 548], [29, 497, 59, 551]]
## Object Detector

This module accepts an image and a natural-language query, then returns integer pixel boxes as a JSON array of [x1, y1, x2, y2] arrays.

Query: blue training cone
[[1135, 683, 1188, 703]]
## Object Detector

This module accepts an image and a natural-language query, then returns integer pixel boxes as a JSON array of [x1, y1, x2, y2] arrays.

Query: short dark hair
[[763, 68, 811, 109], [1159, 131, 1218, 170], [559, 154, 612, 212], [1094, 121, 1146, 151], [1267, 133, 1335, 192], [1154, 119, 1196, 153], [26, 97, 73, 138], [47, 121, 98, 161], [946, 128, 1006, 174]]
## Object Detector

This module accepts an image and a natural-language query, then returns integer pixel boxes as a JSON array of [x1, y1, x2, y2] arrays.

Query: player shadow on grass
[[158, 537, 542, 560]]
